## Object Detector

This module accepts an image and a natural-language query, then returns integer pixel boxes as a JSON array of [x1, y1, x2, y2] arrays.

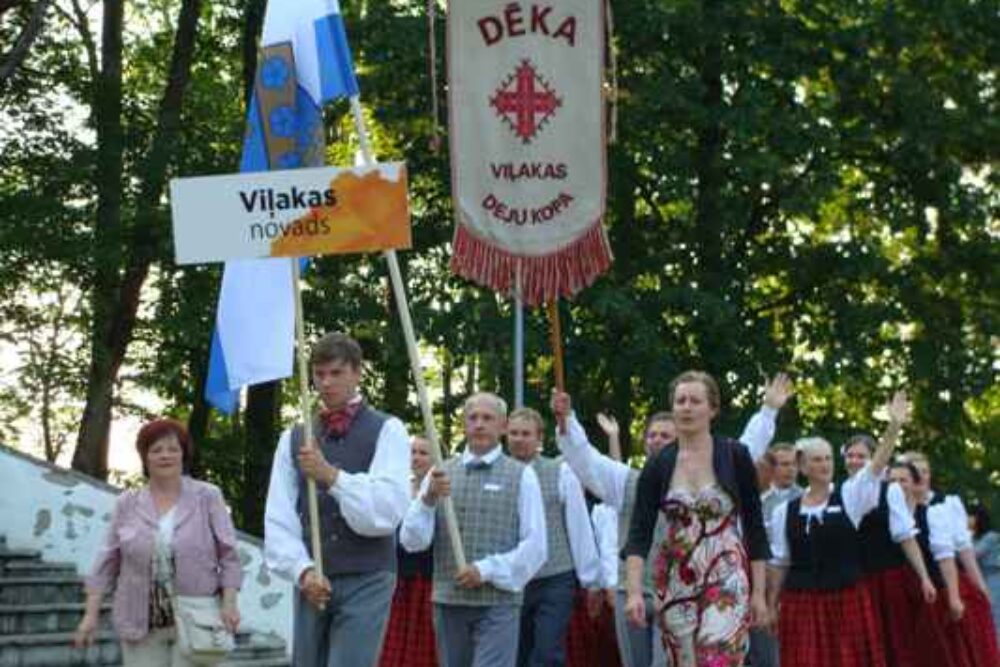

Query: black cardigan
[[624, 436, 771, 563]]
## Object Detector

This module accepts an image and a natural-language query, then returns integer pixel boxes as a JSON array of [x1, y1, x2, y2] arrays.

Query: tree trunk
[[72, 0, 204, 479], [0, 0, 52, 91], [73, 0, 125, 479], [242, 381, 280, 536], [693, 0, 724, 296], [241, 0, 266, 104], [383, 259, 412, 419], [187, 348, 210, 476]]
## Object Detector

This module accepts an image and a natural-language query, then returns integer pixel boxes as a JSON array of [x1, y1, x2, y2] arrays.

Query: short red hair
[[135, 418, 193, 477]]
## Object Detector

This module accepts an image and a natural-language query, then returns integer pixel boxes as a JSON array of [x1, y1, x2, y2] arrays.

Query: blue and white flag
[[205, 0, 359, 413]]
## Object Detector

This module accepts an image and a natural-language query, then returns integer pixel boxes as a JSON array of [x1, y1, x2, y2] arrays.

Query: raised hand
[[886, 391, 912, 426], [596, 413, 619, 439], [763, 373, 794, 410]]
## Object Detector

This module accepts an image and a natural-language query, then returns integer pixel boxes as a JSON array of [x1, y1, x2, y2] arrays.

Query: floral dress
[[653, 484, 750, 667]]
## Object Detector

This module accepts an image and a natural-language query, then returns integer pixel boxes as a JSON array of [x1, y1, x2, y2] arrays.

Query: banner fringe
[[450, 221, 613, 306]]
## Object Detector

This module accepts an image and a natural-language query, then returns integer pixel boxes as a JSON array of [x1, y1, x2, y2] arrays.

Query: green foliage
[[0, 0, 996, 529]]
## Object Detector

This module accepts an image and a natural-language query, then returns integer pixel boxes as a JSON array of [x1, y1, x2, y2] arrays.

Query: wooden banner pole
[[291, 258, 324, 579], [349, 96, 467, 568], [547, 299, 567, 433]]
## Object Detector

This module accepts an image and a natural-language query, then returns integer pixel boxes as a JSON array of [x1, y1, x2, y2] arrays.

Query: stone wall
[[0, 444, 293, 643]]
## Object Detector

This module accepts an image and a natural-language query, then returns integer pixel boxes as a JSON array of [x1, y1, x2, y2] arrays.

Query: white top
[[551, 461, 602, 588], [767, 463, 913, 566], [263, 415, 411, 584], [591, 503, 619, 589], [555, 407, 778, 512], [925, 491, 973, 560], [399, 445, 548, 593], [155, 507, 176, 584]]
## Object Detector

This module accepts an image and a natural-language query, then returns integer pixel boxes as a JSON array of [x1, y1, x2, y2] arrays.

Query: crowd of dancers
[[74, 331, 998, 667], [370, 371, 1000, 667]]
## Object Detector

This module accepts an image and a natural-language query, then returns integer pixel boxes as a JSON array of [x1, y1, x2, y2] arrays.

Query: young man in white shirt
[[263, 332, 411, 667]]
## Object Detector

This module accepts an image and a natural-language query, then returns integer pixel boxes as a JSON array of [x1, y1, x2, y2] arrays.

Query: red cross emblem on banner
[[489, 59, 562, 144]]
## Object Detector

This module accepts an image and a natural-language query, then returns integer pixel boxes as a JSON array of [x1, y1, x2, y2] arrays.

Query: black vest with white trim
[[785, 488, 863, 590], [857, 481, 907, 574]]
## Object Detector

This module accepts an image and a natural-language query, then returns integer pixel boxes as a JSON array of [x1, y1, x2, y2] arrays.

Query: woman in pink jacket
[[72, 419, 243, 666]]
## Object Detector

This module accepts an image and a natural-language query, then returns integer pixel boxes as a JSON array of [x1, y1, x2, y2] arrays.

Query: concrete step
[[0, 552, 41, 571], [0, 578, 83, 605], [0, 603, 111, 635], [0, 630, 120, 666], [1, 562, 77, 579], [0, 628, 287, 666], [220, 658, 290, 667]]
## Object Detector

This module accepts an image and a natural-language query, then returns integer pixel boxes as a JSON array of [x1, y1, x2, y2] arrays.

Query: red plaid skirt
[[779, 585, 886, 667], [565, 589, 621, 667], [378, 575, 438, 667], [944, 573, 1000, 667], [863, 566, 946, 667]]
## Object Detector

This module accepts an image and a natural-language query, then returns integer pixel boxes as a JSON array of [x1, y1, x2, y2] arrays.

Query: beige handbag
[[170, 592, 235, 665]]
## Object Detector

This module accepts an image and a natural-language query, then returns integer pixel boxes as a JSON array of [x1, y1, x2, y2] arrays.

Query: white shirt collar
[[461, 443, 503, 466]]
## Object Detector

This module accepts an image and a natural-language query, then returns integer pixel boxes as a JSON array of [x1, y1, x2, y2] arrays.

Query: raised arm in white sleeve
[[559, 463, 602, 588], [738, 406, 778, 463], [591, 504, 619, 589], [841, 463, 882, 527], [399, 471, 436, 553], [556, 413, 632, 511], [475, 466, 548, 592], [328, 417, 411, 536], [263, 429, 313, 585]]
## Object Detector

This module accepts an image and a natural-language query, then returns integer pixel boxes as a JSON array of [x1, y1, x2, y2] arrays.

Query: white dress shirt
[[263, 415, 411, 584], [927, 500, 957, 561], [556, 407, 778, 512], [767, 463, 908, 566], [552, 461, 602, 588], [591, 503, 619, 589], [399, 445, 548, 593], [926, 491, 974, 557]]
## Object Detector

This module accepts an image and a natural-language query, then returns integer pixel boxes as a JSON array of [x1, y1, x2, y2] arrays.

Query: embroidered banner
[[448, 0, 611, 305]]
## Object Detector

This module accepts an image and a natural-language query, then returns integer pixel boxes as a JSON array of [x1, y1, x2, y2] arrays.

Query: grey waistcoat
[[618, 469, 665, 593], [532, 456, 575, 580], [291, 405, 395, 575], [433, 451, 524, 606]]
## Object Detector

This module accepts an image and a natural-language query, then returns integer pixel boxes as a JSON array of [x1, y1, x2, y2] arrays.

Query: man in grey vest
[[401, 392, 547, 667], [263, 332, 411, 667], [506, 407, 601, 666], [748, 442, 802, 667], [552, 374, 791, 667]]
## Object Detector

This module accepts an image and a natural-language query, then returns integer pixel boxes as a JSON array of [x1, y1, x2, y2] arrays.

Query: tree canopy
[[0, 0, 996, 534]]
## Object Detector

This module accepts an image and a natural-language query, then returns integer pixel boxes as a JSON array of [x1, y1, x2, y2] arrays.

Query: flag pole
[[291, 258, 325, 580], [348, 96, 467, 569], [513, 261, 524, 409], [547, 299, 566, 433]]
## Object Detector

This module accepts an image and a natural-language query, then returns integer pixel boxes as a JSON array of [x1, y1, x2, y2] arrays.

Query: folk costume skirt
[[941, 573, 1000, 667], [862, 566, 944, 667], [778, 584, 886, 667], [378, 574, 437, 667], [565, 588, 621, 667]]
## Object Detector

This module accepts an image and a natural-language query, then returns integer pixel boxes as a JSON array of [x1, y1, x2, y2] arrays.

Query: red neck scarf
[[319, 399, 362, 438]]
